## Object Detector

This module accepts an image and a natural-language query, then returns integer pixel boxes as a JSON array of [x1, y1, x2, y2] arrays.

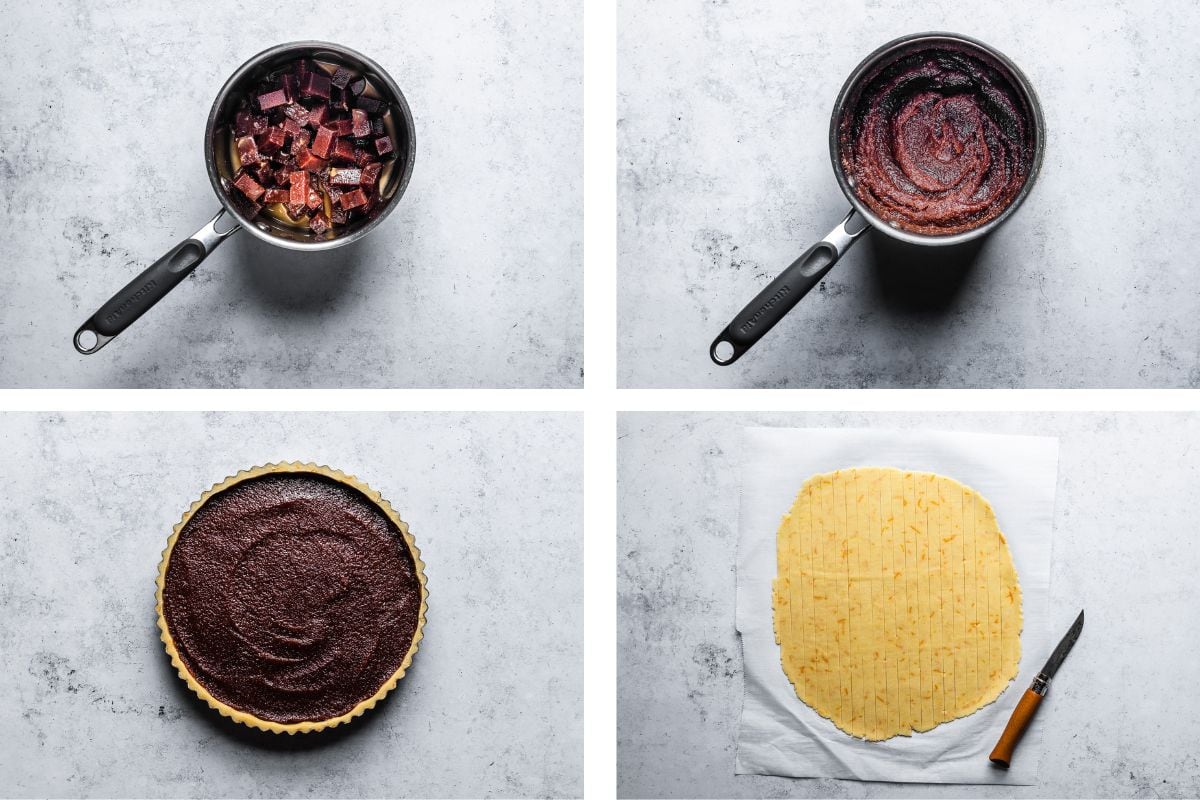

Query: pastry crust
[[155, 462, 427, 734], [772, 467, 1021, 740]]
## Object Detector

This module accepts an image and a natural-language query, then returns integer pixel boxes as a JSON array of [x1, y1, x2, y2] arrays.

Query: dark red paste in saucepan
[[162, 472, 421, 725], [837, 43, 1036, 236]]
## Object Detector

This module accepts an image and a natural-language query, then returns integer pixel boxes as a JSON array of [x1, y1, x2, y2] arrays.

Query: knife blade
[[988, 609, 1084, 768]]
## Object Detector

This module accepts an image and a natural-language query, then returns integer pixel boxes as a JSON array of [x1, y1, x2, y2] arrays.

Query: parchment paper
[[735, 427, 1059, 785]]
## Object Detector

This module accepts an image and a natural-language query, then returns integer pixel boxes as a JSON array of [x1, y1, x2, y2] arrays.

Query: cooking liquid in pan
[[228, 59, 398, 234]]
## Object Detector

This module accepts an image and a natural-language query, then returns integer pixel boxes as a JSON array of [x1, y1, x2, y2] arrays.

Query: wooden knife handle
[[989, 688, 1043, 768]]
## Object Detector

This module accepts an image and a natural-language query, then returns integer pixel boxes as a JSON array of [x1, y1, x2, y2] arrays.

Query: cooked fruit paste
[[162, 472, 421, 725], [837, 44, 1036, 236]]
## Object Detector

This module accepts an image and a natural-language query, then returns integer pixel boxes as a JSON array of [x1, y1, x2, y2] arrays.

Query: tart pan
[[155, 462, 427, 734]]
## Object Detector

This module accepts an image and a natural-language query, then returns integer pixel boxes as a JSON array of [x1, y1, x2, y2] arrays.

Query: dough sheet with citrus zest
[[772, 467, 1021, 741], [735, 427, 1058, 784]]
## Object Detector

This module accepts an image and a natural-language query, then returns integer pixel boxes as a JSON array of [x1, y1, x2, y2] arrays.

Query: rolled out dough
[[772, 467, 1022, 740]]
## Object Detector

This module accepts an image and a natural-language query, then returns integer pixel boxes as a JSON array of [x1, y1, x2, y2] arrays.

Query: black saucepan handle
[[73, 208, 241, 354], [709, 209, 869, 365]]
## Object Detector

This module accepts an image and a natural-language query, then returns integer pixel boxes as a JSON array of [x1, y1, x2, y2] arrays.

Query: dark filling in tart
[[162, 472, 421, 725], [837, 43, 1036, 236]]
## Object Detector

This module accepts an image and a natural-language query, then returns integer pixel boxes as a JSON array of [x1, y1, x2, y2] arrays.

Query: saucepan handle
[[709, 209, 869, 366], [73, 208, 240, 355]]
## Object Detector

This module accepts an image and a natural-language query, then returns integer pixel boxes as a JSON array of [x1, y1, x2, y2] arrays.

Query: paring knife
[[988, 609, 1084, 768]]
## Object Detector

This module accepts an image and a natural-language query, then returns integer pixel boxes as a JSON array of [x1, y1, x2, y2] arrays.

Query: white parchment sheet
[[735, 427, 1059, 785]]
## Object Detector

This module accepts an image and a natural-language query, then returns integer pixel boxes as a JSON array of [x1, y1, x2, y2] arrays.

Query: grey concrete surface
[[618, 1, 1200, 387], [0, 1, 582, 388], [618, 412, 1200, 798], [0, 412, 583, 799]]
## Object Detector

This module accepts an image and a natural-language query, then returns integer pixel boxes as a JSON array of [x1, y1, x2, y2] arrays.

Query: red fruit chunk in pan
[[234, 172, 266, 202], [332, 138, 357, 163], [258, 89, 288, 111], [330, 118, 353, 136], [236, 135, 262, 165], [331, 66, 353, 89], [355, 96, 386, 115], [283, 104, 310, 126], [370, 117, 385, 137], [251, 163, 275, 184], [329, 168, 362, 186], [263, 188, 290, 204], [375, 135, 394, 157], [330, 86, 349, 111], [235, 111, 256, 136], [351, 108, 371, 138], [360, 161, 383, 189], [283, 117, 304, 138], [306, 104, 328, 129], [353, 147, 374, 167], [260, 126, 287, 153], [331, 208, 349, 225], [348, 77, 367, 96], [306, 189, 323, 210], [297, 149, 328, 171], [340, 188, 368, 209], [310, 213, 330, 235], [290, 129, 312, 154], [311, 126, 335, 158], [282, 73, 298, 103], [289, 170, 309, 207], [300, 71, 331, 100]]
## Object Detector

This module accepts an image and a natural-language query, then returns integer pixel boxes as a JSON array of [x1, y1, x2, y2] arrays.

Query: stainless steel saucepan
[[74, 41, 416, 354], [709, 32, 1044, 366]]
